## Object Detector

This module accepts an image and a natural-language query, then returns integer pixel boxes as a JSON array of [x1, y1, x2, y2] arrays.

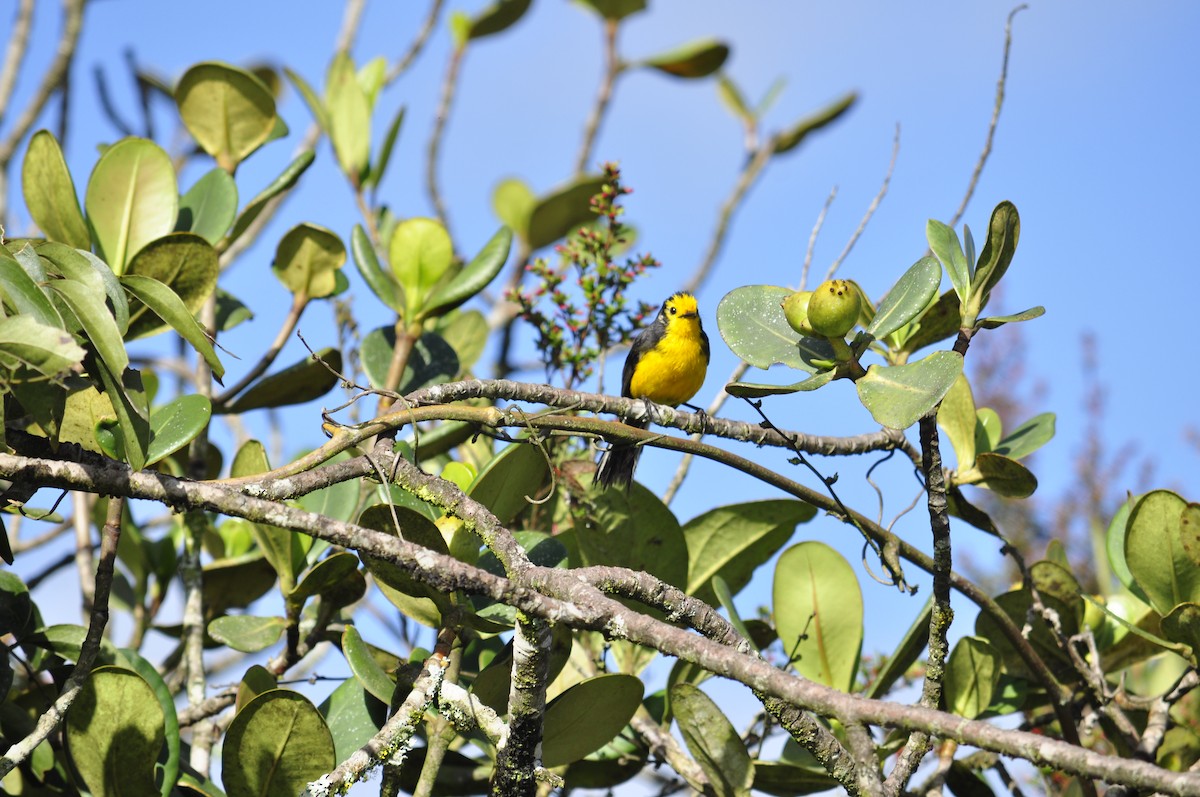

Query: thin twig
[[823, 123, 900, 282], [0, 0, 36, 129], [574, 18, 620, 175], [426, 42, 464, 237], [212, 293, 309, 406], [801, 186, 837, 289], [388, 0, 445, 84]]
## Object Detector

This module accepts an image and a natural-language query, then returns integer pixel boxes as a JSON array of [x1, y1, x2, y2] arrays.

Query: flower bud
[[807, 279, 861, 338], [781, 291, 816, 336]]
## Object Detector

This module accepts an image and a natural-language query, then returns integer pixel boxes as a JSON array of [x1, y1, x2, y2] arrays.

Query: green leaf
[[437, 309, 489, 372], [0, 315, 85, 377], [388, 217, 453, 318], [864, 595, 933, 700], [120, 274, 224, 379], [937, 373, 977, 470], [208, 614, 287, 653], [465, 0, 532, 40], [360, 505, 452, 629], [215, 288, 254, 331], [360, 327, 458, 394], [856, 350, 963, 430], [65, 666, 164, 797], [229, 149, 316, 244], [773, 541, 862, 691], [717, 285, 826, 372], [289, 551, 361, 603], [114, 648, 180, 797], [37, 242, 130, 336], [969, 201, 1020, 312], [966, 452, 1038, 497], [22, 129, 91, 249], [977, 306, 1045, 329], [926, 219, 971, 301], [177, 168, 238, 245], [123, 232, 219, 337], [236, 664, 277, 713], [351, 223, 403, 313], [325, 53, 371, 181], [975, 589, 1076, 677], [0, 247, 62, 327], [1160, 603, 1200, 663], [146, 393, 211, 466], [771, 92, 857, 155], [49, 278, 127, 376], [865, 256, 942, 341], [283, 68, 330, 132], [898, 289, 963, 356], [318, 676, 386, 764], [992, 412, 1055, 461], [468, 442, 550, 526], [527, 175, 607, 251], [420, 226, 512, 320], [1125, 491, 1200, 615], [641, 39, 730, 79], [272, 222, 346, 298], [574, 0, 647, 20], [671, 683, 753, 797], [492, 177, 536, 242], [176, 62, 277, 172], [221, 347, 342, 414], [342, 625, 397, 705], [365, 105, 405, 190], [752, 761, 839, 797], [975, 407, 1001, 453], [221, 690, 335, 797], [542, 674, 643, 767], [725, 370, 836, 398], [85, 137, 178, 274], [943, 636, 1000, 719], [716, 74, 752, 123], [576, 482, 688, 591], [684, 500, 815, 605]]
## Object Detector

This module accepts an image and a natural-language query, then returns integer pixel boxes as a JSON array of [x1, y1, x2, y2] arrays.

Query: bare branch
[[0, 0, 36, 128], [388, 0, 445, 83]]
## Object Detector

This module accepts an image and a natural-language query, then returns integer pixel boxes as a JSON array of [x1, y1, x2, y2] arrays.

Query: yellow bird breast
[[628, 325, 708, 407]]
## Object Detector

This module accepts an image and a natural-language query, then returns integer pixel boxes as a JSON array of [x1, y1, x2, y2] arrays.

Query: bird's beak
[[681, 310, 699, 319]]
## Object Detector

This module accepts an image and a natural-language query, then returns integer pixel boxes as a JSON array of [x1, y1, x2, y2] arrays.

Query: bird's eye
[[669, 306, 677, 315]]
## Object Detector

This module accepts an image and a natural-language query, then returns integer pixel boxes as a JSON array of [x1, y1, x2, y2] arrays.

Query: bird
[[595, 292, 710, 489]]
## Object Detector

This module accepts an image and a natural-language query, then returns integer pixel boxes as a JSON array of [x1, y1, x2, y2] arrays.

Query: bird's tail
[[595, 418, 648, 490]]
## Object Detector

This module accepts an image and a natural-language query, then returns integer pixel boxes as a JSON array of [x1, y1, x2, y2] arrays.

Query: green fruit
[[807, 279, 861, 338], [781, 291, 816, 336]]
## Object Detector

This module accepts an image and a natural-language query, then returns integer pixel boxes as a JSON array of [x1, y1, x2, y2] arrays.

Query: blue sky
[[5, 0, 1200, 790]]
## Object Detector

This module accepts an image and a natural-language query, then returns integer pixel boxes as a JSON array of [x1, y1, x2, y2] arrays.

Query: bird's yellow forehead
[[664, 292, 699, 315]]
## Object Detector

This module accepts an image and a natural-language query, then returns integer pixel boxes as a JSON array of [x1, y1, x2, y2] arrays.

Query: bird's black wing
[[621, 320, 665, 398]]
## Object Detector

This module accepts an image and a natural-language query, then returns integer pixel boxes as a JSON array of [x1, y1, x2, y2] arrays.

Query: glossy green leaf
[[236, 664, 277, 713], [771, 91, 857, 155], [229, 149, 316, 244], [773, 541, 862, 691], [725, 369, 836, 398], [898, 289, 962, 356], [360, 327, 458, 394], [202, 553, 277, 616], [0, 247, 61, 327], [977, 305, 1045, 329], [389, 217, 453, 317], [975, 407, 1002, 452], [716, 74, 752, 123], [176, 62, 277, 172], [120, 274, 223, 379], [177, 168, 238, 245], [527, 175, 606, 250], [420, 226, 512, 319], [975, 589, 1076, 677], [965, 452, 1038, 498], [222, 690, 335, 797], [38, 242, 130, 335], [752, 761, 839, 797], [492, 177, 536, 241], [215, 288, 254, 331], [576, 482, 688, 590], [146, 393, 211, 466], [642, 39, 730, 79], [49, 278, 127, 377], [926, 219, 971, 301], [342, 625, 396, 705], [992, 412, 1055, 461], [1160, 603, 1200, 663], [326, 53, 371, 181], [543, 674, 643, 767], [0, 315, 85, 377], [943, 636, 1000, 719], [22, 129, 91, 249], [865, 256, 942, 341], [684, 500, 815, 605], [272, 222, 346, 298], [864, 595, 933, 700], [937, 373, 977, 470], [318, 675, 386, 763], [220, 347, 342, 414], [289, 551, 361, 603], [360, 505, 452, 629], [123, 232, 218, 340], [85, 137, 178, 274], [351, 224, 402, 313], [465, 0, 532, 40], [856, 350, 962, 430], [65, 666, 164, 797], [671, 682, 753, 797], [468, 441, 550, 526], [283, 68, 330, 132], [970, 201, 1020, 310], [208, 614, 287, 653], [717, 285, 827, 371], [575, 0, 646, 19], [1126, 490, 1200, 615], [437, 309, 488, 371], [365, 105, 405, 190], [114, 648, 179, 797]]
